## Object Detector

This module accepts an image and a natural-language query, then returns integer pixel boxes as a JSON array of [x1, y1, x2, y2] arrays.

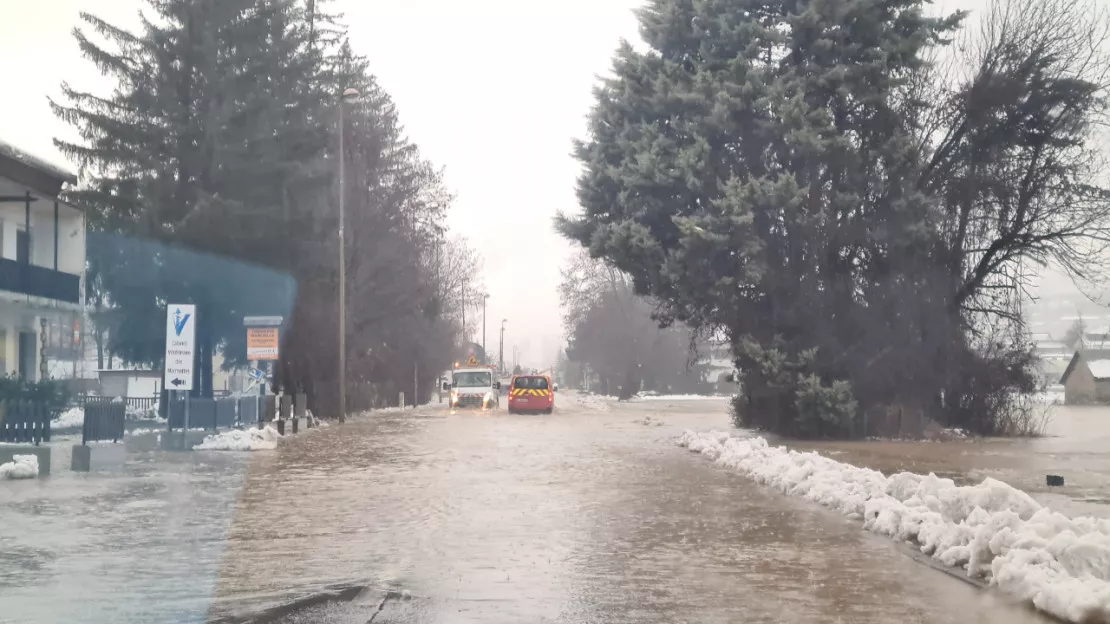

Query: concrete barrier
[[0, 444, 50, 476], [70, 444, 126, 472], [160, 430, 209, 451]]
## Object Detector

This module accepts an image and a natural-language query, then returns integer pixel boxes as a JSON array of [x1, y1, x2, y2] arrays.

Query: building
[[0, 139, 84, 381], [1031, 333, 1071, 387], [1059, 348, 1110, 404]]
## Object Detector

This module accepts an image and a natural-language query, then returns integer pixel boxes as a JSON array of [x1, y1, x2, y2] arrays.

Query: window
[[453, 371, 491, 387], [16, 228, 29, 264], [514, 376, 548, 390]]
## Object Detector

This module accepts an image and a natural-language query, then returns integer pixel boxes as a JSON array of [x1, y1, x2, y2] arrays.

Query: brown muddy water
[[206, 394, 1051, 623], [1, 393, 1058, 623], [791, 404, 1110, 520]]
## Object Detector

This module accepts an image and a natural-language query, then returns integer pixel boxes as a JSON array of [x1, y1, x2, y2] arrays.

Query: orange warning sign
[[247, 327, 279, 360]]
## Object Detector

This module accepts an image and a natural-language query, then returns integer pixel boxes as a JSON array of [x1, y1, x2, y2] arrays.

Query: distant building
[[1059, 348, 1110, 404], [0, 138, 84, 381]]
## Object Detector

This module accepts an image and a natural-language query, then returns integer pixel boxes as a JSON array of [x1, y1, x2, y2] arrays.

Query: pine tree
[[561, 0, 963, 436], [54, 0, 330, 395]]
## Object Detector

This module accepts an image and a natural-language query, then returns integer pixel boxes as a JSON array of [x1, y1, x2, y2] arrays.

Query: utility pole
[[337, 87, 360, 424], [482, 294, 489, 356], [499, 319, 506, 373], [461, 280, 466, 349]]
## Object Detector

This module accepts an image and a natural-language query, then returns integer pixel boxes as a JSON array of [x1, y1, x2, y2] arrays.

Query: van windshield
[[454, 371, 492, 387]]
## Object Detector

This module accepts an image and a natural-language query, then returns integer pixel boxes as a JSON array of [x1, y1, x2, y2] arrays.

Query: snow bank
[[0, 454, 39, 479], [193, 426, 281, 451], [51, 407, 85, 430], [573, 393, 611, 412], [633, 393, 727, 401], [678, 430, 1110, 623]]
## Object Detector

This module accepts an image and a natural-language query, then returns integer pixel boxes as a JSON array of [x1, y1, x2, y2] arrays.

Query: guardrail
[[0, 400, 51, 445]]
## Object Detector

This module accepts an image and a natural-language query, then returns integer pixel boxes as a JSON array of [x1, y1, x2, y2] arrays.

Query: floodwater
[[1, 394, 1054, 623], [793, 404, 1110, 520]]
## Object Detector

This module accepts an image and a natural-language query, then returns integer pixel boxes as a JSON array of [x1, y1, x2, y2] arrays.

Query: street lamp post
[[499, 319, 506, 373], [338, 87, 359, 424], [482, 294, 489, 356]]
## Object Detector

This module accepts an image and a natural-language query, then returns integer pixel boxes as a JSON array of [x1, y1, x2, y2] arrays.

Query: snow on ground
[[572, 393, 611, 412], [125, 428, 160, 437], [633, 393, 729, 401], [51, 407, 85, 430], [678, 430, 1110, 623], [125, 403, 161, 421], [1035, 388, 1066, 405], [193, 426, 281, 451], [0, 454, 39, 479]]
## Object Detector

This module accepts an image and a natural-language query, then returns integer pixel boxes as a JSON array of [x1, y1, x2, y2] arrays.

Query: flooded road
[[2, 393, 1055, 623], [791, 404, 1110, 520]]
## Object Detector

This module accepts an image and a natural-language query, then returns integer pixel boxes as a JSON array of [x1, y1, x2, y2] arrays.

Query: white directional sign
[[164, 304, 196, 391]]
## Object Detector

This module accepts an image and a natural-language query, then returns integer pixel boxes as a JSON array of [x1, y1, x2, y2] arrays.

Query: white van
[[443, 367, 501, 409]]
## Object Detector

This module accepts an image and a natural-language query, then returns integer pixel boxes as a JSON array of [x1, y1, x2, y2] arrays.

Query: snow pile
[[633, 393, 727, 401], [0, 454, 39, 479], [125, 403, 161, 421], [125, 428, 160, 437], [193, 425, 281, 451], [573, 393, 611, 412], [678, 430, 1110, 623], [51, 407, 85, 430]]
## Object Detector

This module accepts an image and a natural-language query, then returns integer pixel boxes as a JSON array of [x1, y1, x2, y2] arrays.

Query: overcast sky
[[3, 0, 1100, 368], [1, 0, 645, 368]]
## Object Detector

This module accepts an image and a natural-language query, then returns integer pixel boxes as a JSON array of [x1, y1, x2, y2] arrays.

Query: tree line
[[55, 0, 477, 415], [560, 0, 1110, 437], [559, 251, 712, 399]]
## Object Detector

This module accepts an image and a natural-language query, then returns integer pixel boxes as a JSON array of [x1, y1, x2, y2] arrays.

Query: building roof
[[1089, 359, 1110, 380], [0, 137, 76, 199], [1059, 348, 1110, 384]]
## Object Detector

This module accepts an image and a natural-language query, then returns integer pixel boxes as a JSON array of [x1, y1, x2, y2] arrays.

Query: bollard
[[399, 392, 405, 408]]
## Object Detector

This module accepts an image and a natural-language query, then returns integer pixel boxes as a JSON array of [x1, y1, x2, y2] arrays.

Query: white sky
[[4, 0, 1103, 367], [0, 0, 645, 369]]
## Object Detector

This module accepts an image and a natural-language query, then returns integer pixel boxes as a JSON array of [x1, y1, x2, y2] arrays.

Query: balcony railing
[[0, 257, 80, 304]]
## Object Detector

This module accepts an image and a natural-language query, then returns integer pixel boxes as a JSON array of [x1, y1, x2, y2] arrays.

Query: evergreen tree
[[54, 0, 330, 396], [561, 0, 963, 436]]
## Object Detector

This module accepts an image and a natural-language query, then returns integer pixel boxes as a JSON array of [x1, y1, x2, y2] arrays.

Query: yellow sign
[[247, 327, 279, 360], [465, 355, 479, 366]]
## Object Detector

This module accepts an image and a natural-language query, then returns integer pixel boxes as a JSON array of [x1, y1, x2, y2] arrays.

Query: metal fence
[[0, 400, 51, 445], [166, 396, 281, 429], [78, 395, 159, 411], [238, 397, 259, 425], [83, 401, 125, 444]]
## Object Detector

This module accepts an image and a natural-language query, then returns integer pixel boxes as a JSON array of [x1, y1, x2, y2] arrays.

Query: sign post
[[164, 304, 197, 433], [247, 327, 280, 360], [243, 316, 283, 413]]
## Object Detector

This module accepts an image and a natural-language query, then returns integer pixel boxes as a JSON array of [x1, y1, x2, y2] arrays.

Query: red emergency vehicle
[[507, 374, 556, 414]]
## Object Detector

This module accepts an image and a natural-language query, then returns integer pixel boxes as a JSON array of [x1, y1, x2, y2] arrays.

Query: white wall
[[0, 199, 83, 275]]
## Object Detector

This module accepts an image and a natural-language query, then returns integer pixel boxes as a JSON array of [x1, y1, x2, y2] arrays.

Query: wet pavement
[[1, 393, 1059, 623]]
